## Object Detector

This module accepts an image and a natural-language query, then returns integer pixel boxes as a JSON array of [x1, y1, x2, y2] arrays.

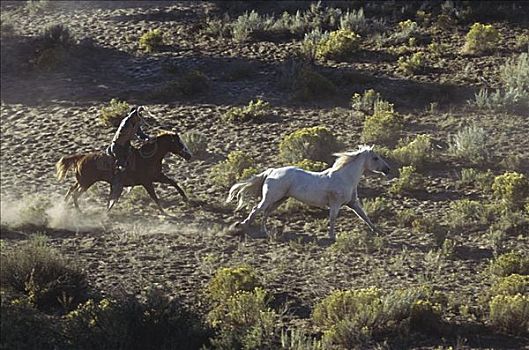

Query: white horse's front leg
[[347, 199, 377, 232], [328, 204, 340, 240]]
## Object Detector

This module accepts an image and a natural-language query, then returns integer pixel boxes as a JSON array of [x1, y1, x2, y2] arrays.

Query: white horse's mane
[[331, 145, 374, 170]]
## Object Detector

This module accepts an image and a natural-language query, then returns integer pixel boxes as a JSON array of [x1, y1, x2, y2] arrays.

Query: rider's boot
[[108, 169, 125, 210]]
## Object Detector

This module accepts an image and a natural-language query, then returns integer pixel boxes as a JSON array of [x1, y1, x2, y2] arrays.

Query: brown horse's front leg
[[143, 183, 166, 215], [155, 173, 188, 201]]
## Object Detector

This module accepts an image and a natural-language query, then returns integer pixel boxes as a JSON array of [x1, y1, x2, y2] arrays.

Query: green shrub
[[392, 134, 432, 167], [280, 327, 326, 350], [332, 229, 381, 254], [291, 159, 328, 172], [361, 99, 402, 146], [209, 151, 256, 187], [292, 66, 337, 101], [396, 208, 418, 228], [492, 172, 529, 209], [313, 287, 443, 347], [446, 199, 485, 230], [139, 28, 165, 52], [398, 52, 427, 75], [1, 295, 64, 349], [350, 89, 381, 114], [39, 23, 73, 49], [207, 288, 278, 350], [153, 70, 209, 99], [99, 98, 130, 127], [471, 53, 528, 111], [489, 294, 529, 335], [390, 166, 424, 194], [489, 274, 529, 297], [181, 130, 208, 157], [489, 252, 529, 277], [0, 235, 88, 312], [362, 196, 393, 221], [66, 289, 210, 350], [463, 23, 501, 54], [223, 99, 271, 123], [316, 29, 360, 61], [206, 266, 276, 349], [177, 70, 209, 96], [0, 14, 15, 38], [279, 126, 342, 163], [448, 124, 489, 165], [206, 265, 261, 303], [459, 168, 494, 191]]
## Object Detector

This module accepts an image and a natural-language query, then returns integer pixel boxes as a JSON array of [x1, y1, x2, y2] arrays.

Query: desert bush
[[489, 274, 529, 298], [291, 159, 328, 172], [209, 151, 256, 187], [390, 166, 424, 194], [361, 99, 402, 146], [313, 286, 443, 347], [350, 89, 381, 114], [489, 294, 529, 335], [462, 23, 500, 54], [99, 98, 130, 127], [458, 168, 494, 192], [181, 130, 208, 157], [66, 289, 210, 350], [177, 70, 209, 96], [448, 124, 489, 165], [392, 134, 432, 167], [0, 14, 15, 38], [0, 235, 88, 312], [280, 327, 326, 350], [154, 70, 209, 99], [1, 295, 64, 349], [339, 8, 367, 34], [207, 288, 277, 350], [279, 126, 342, 163], [26, 0, 55, 14], [362, 196, 393, 221], [427, 41, 449, 57], [395, 19, 418, 42], [231, 10, 271, 43], [516, 33, 529, 51], [396, 207, 418, 228], [398, 52, 427, 75], [222, 99, 271, 123], [446, 199, 485, 230], [206, 265, 261, 303], [316, 29, 360, 61], [489, 252, 529, 277], [292, 65, 337, 101], [332, 229, 380, 254], [206, 266, 276, 349], [492, 172, 529, 209], [299, 29, 326, 62], [500, 52, 529, 94], [139, 28, 165, 52], [39, 23, 73, 49]]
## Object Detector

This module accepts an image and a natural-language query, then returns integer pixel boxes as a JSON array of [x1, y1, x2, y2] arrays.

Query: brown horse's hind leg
[[64, 183, 80, 202], [72, 185, 91, 212], [155, 173, 188, 201], [142, 183, 166, 215]]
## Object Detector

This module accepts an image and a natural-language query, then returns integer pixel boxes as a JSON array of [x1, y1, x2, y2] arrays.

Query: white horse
[[226, 145, 391, 239]]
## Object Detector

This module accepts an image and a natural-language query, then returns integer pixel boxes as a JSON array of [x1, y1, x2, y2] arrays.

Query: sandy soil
[[1, 1, 528, 348]]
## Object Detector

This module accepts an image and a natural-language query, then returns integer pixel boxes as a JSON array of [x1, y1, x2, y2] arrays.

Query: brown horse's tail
[[56, 154, 84, 182]]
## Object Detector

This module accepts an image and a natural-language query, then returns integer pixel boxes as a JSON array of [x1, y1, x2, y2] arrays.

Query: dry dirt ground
[[1, 1, 528, 349]]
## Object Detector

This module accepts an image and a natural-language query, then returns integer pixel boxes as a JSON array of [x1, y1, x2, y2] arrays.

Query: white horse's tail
[[226, 169, 273, 211]]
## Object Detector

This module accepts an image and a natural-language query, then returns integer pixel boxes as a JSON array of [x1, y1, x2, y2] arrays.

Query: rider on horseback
[[108, 105, 151, 205]]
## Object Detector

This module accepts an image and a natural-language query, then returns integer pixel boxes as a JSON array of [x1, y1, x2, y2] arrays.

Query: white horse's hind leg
[[240, 182, 284, 231], [328, 204, 341, 240], [261, 197, 287, 234]]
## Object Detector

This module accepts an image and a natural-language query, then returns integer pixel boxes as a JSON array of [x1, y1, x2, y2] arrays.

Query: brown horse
[[56, 131, 192, 213]]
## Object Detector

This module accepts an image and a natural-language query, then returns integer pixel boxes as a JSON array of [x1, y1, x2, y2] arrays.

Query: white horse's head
[[363, 146, 390, 176]]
